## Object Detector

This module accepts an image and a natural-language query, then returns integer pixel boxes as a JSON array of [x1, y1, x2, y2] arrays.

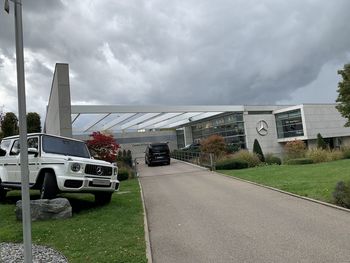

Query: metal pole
[[14, 0, 33, 261]]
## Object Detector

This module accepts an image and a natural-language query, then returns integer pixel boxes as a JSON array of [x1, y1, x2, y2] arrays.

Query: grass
[[219, 159, 350, 203], [0, 179, 147, 263]]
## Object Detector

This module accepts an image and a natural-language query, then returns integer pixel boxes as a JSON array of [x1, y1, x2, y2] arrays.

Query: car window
[[0, 140, 10, 156], [9, 137, 39, 156], [42, 135, 90, 158], [10, 140, 20, 155]]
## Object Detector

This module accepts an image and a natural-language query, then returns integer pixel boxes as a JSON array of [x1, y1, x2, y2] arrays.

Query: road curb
[[138, 179, 153, 263], [214, 171, 350, 214]]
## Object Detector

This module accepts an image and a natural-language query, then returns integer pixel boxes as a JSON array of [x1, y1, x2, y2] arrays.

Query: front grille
[[64, 180, 83, 188], [85, 164, 113, 176]]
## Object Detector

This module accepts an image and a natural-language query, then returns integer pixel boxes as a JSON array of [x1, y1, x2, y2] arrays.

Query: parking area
[[139, 159, 350, 263]]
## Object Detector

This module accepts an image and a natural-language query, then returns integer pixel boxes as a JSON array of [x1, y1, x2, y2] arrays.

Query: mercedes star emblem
[[96, 166, 103, 175], [256, 120, 268, 136]]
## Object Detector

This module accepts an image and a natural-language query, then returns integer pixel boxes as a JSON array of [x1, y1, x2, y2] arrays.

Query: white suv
[[0, 133, 119, 204]]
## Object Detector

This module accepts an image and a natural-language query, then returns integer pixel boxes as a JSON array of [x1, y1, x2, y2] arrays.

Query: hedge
[[215, 159, 249, 170], [286, 158, 313, 165]]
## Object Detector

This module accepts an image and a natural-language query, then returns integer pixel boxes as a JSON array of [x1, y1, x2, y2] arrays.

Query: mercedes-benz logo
[[96, 166, 103, 175], [256, 120, 268, 136]]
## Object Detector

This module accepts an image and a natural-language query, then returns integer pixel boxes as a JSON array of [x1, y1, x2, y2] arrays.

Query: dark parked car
[[145, 143, 170, 166]]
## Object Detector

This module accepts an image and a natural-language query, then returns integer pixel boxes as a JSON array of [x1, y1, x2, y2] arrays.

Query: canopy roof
[[71, 105, 245, 134]]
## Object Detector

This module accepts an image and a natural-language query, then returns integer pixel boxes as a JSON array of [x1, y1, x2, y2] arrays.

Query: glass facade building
[[275, 109, 304, 138], [191, 113, 246, 149]]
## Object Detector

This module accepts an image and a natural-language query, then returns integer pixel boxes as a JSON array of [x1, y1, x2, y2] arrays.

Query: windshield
[[42, 135, 90, 158], [151, 144, 169, 152]]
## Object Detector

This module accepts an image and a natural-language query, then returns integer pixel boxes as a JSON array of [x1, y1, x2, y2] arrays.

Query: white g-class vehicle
[[0, 133, 119, 204]]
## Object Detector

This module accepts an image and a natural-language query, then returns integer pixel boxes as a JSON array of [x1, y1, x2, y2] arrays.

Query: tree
[[27, 112, 41, 133], [336, 64, 350, 126], [86, 132, 120, 163], [253, 139, 265, 162], [200, 135, 226, 158], [1, 112, 18, 137], [316, 133, 327, 149]]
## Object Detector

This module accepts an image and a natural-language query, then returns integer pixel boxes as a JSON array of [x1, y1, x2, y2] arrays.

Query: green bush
[[265, 153, 282, 165], [232, 150, 261, 167], [215, 159, 248, 170], [316, 133, 327, 149], [333, 181, 350, 208], [286, 158, 313, 165], [117, 168, 129, 181], [306, 149, 328, 163], [342, 147, 350, 159]]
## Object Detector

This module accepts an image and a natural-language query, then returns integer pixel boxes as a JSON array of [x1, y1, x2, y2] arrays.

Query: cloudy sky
[[0, 0, 350, 119]]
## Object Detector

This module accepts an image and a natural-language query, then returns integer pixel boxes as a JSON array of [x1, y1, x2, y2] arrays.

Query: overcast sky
[[0, 0, 350, 119]]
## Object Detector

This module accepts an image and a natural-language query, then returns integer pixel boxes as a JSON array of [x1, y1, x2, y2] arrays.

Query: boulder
[[16, 198, 72, 221]]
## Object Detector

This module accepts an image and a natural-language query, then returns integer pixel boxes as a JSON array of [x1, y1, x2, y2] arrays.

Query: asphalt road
[[139, 159, 350, 263]]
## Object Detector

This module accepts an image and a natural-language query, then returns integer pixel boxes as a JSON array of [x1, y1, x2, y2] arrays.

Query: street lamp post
[[3, 0, 33, 262]]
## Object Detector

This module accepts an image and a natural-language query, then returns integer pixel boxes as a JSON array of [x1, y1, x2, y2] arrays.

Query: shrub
[[200, 135, 226, 158], [333, 181, 350, 208], [117, 168, 129, 181], [342, 147, 350, 159], [265, 153, 282, 165], [286, 158, 313, 165], [284, 140, 306, 159], [327, 150, 344, 161], [86, 132, 120, 163], [306, 149, 328, 163], [232, 150, 261, 167], [253, 139, 265, 162], [226, 144, 239, 154], [316, 133, 327, 149], [215, 159, 248, 170]]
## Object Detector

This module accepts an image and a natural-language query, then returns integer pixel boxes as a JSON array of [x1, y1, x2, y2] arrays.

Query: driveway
[[139, 159, 350, 263]]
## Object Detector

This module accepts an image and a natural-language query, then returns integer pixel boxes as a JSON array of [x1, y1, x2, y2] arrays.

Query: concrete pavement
[[139, 159, 350, 263]]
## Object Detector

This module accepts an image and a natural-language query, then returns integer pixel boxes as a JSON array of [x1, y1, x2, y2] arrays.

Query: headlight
[[71, 163, 81, 172], [114, 167, 118, 175]]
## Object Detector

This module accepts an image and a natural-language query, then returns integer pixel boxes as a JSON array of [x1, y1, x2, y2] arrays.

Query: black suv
[[145, 143, 170, 166]]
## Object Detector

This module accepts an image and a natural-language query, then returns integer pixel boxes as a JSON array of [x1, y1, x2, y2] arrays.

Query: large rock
[[16, 198, 72, 221]]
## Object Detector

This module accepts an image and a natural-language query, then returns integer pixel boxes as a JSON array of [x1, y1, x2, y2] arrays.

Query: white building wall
[[243, 113, 284, 156], [302, 104, 350, 139]]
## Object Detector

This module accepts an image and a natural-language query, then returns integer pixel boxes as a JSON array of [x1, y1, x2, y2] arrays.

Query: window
[[9, 137, 39, 156], [190, 113, 246, 149], [275, 109, 304, 138], [42, 135, 90, 158]]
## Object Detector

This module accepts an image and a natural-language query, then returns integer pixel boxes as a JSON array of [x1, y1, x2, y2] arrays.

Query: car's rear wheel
[[40, 172, 58, 199], [94, 192, 112, 205]]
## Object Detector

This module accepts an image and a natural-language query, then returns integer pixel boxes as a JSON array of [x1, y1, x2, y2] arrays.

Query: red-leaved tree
[[86, 132, 120, 163]]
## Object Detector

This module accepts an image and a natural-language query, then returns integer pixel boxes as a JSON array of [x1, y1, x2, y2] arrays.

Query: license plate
[[92, 179, 110, 186]]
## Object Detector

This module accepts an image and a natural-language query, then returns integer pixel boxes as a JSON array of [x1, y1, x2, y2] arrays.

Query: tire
[[40, 172, 58, 199], [94, 192, 112, 205], [0, 180, 7, 202]]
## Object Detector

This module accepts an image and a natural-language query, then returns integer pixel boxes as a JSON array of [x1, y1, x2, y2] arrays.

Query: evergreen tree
[[27, 112, 41, 133], [253, 139, 265, 162], [336, 64, 350, 126], [1, 112, 18, 137], [316, 133, 327, 149]]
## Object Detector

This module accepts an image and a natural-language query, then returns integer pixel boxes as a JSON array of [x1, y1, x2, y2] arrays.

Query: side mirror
[[28, 148, 39, 157]]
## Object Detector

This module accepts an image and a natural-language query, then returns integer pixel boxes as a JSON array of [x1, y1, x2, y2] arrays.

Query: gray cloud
[[0, 0, 350, 119]]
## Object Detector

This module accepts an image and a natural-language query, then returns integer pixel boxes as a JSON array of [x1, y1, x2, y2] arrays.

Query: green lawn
[[0, 179, 147, 263], [219, 159, 350, 203]]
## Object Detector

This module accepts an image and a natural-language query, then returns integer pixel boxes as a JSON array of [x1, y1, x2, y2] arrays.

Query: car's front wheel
[[40, 172, 58, 199], [0, 180, 7, 202], [94, 192, 112, 205]]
